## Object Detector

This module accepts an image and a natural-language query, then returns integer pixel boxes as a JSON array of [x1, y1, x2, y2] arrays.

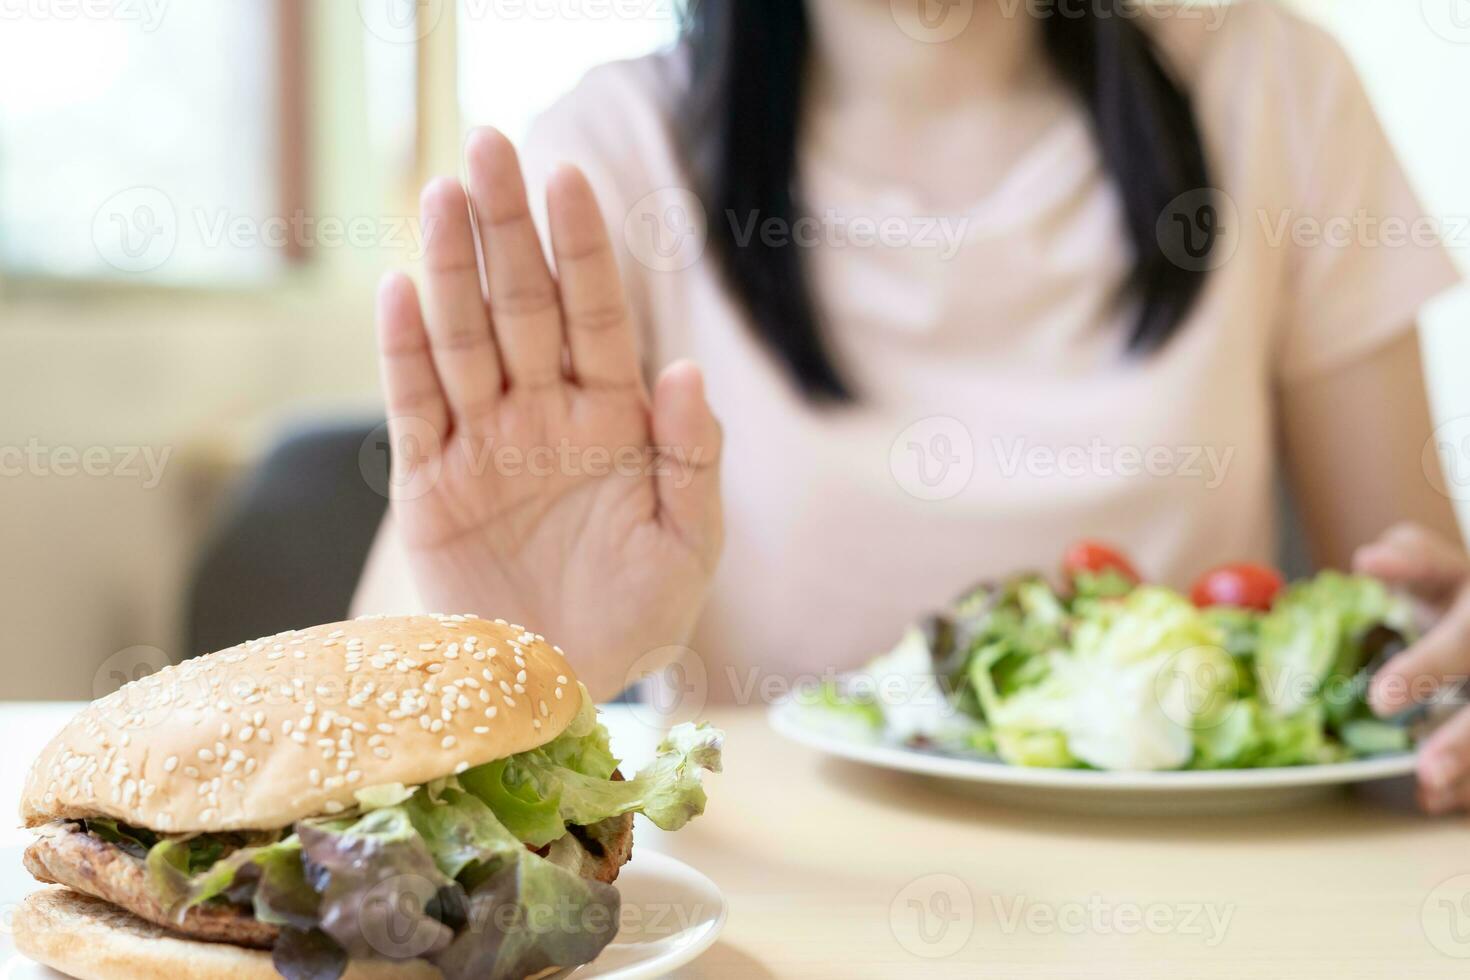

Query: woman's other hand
[[1356, 522, 1470, 812], [374, 128, 724, 701]]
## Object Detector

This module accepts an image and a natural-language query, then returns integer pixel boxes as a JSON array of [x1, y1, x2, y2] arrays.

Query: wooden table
[[4, 702, 1469, 978]]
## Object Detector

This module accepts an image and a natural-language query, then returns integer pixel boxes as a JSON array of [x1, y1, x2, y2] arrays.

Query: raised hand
[[374, 128, 723, 700]]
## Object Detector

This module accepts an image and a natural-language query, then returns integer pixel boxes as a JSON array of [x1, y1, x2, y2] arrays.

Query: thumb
[[651, 360, 723, 562], [1353, 523, 1467, 606]]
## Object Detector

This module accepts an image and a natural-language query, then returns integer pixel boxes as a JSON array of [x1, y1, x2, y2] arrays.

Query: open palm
[[375, 129, 723, 699]]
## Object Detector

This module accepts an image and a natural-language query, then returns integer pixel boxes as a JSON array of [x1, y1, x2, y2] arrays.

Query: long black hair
[[679, 0, 1215, 402]]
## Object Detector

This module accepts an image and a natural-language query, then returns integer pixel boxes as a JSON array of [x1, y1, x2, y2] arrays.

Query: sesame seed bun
[[15, 888, 443, 980], [21, 615, 582, 832]]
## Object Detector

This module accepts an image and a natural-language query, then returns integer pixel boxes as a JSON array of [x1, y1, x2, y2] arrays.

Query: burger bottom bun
[[13, 888, 442, 980]]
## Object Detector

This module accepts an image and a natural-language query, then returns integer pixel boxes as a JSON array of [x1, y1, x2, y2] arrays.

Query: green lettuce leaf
[[296, 807, 456, 962], [432, 840, 620, 980], [463, 724, 723, 845], [1256, 572, 1412, 715], [145, 834, 299, 920], [373, 786, 621, 980], [272, 927, 348, 980]]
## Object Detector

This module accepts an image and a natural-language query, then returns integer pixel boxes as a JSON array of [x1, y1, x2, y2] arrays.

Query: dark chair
[[185, 419, 389, 656]]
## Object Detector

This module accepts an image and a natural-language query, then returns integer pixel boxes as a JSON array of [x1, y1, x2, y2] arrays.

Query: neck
[[804, 0, 1047, 112]]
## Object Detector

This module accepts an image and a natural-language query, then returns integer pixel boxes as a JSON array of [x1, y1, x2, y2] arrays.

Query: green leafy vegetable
[[463, 723, 723, 843], [824, 570, 1416, 771]]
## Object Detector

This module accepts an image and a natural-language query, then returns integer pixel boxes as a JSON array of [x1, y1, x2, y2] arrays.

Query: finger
[[419, 176, 504, 418], [1354, 523, 1467, 603], [652, 361, 723, 561], [547, 164, 642, 389], [376, 272, 447, 439], [1369, 596, 1470, 715], [1419, 765, 1470, 816], [465, 128, 564, 389], [1418, 704, 1470, 794]]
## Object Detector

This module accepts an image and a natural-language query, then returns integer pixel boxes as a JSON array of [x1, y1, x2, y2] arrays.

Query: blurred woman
[[355, 2, 1468, 807]]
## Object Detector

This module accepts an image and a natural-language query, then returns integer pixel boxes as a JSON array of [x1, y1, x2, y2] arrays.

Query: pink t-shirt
[[507, 2, 1458, 698]]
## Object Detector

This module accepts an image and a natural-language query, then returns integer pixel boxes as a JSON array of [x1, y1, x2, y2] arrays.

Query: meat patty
[[570, 810, 634, 884], [23, 823, 280, 948]]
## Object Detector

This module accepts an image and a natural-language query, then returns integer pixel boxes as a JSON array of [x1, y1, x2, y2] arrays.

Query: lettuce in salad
[[811, 570, 1415, 772]]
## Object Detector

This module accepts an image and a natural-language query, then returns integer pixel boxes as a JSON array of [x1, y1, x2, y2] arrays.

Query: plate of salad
[[773, 542, 1433, 814]]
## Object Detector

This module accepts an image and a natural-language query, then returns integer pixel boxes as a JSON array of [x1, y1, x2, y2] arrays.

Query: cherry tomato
[[1061, 541, 1140, 584], [1190, 563, 1285, 612]]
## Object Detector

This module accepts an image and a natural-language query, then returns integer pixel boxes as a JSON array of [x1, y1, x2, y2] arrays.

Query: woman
[[355, 1, 1470, 809]]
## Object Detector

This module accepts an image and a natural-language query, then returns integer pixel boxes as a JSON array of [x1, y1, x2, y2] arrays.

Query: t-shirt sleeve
[[1273, 20, 1462, 384]]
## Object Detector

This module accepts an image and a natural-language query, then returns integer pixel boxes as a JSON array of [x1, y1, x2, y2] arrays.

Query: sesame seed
[[441, 736, 457, 749], [538, 700, 548, 717], [163, 756, 179, 772], [503, 696, 516, 708], [554, 687, 564, 700], [454, 761, 470, 774], [473, 726, 490, 735], [198, 749, 215, 762], [324, 801, 345, 814]]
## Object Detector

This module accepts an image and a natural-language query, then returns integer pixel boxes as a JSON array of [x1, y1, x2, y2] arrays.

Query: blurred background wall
[[0, 0, 1464, 698]]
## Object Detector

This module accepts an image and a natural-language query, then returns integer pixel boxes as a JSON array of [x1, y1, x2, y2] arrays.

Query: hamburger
[[15, 614, 722, 980]]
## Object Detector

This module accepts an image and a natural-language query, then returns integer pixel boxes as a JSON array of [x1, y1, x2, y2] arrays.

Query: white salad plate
[[769, 698, 1418, 816], [0, 846, 726, 980]]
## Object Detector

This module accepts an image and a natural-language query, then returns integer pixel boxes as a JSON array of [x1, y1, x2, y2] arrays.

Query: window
[[0, 0, 304, 284], [456, 0, 681, 142]]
